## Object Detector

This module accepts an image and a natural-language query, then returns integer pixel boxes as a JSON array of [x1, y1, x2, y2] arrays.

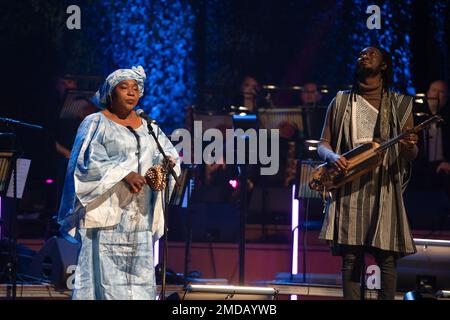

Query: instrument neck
[[375, 132, 407, 153], [374, 115, 441, 153]]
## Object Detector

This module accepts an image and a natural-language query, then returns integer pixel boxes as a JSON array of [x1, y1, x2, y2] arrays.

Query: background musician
[[417, 80, 450, 178], [317, 46, 418, 300], [408, 80, 450, 230], [300, 82, 323, 107]]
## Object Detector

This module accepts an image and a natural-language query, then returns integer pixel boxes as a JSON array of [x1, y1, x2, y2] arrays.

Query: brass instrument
[[309, 115, 443, 192]]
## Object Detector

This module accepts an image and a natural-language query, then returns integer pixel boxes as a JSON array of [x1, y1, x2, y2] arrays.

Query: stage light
[[413, 238, 450, 245], [404, 289, 436, 300], [436, 290, 450, 298], [404, 291, 417, 300], [291, 184, 300, 301], [228, 179, 239, 190], [404, 278, 437, 300], [187, 284, 277, 295], [183, 285, 278, 300], [45, 179, 54, 184], [398, 238, 450, 294], [0, 197, 2, 238], [154, 240, 159, 267]]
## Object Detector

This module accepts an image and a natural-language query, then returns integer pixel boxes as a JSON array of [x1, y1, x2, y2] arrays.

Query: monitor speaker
[[397, 239, 450, 292], [28, 236, 80, 289]]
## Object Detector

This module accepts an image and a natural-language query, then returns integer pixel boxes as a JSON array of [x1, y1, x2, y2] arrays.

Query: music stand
[[0, 152, 15, 197], [0, 150, 15, 240], [168, 165, 195, 283], [59, 89, 97, 120], [0, 121, 36, 299], [169, 166, 192, 207], [232, 114, 258, 285], [293, 160, 322, 283], [0, 150, 19, 299]]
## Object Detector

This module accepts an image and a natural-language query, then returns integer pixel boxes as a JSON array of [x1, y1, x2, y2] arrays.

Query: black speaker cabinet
[[28, 236, 80, 289], [397, 238, 450, 292]]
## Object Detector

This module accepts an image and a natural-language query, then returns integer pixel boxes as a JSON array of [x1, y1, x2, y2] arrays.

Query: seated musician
[[230, 74, 269, 114], [300, 82, 323, 107], [412, 80, 450, 188], [409, 80, 450, 229], [297, 82, 327, 157], [317, 46, 418, 300]]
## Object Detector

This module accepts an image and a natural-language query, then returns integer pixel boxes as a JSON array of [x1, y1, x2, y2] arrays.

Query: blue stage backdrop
[[89, 0, 197, 132], [430, 1, 449, 82], [348, 0, 414, 93], [201, 0, 418, 98], [57, 0, 450, 121]]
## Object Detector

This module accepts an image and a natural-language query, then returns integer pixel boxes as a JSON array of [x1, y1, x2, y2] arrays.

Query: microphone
[[136, 109, 158, 125], [136, 109, 181, 187]]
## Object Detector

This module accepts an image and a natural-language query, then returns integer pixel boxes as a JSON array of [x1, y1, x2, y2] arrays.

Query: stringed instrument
[[309, 115, 443, 192]]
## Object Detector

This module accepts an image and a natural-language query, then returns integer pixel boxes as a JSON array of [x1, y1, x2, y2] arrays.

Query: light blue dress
[[58, 112, 180, 300]]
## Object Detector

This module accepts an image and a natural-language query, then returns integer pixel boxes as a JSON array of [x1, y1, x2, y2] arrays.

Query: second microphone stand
[[144, 121, 180, 301]]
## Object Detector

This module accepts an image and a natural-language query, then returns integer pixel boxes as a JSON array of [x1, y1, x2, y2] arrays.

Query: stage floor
[[0, 282, 406, 300]]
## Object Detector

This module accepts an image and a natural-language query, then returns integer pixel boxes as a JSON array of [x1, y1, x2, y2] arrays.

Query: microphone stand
[[238, 160, 248, 285], [144, 121, 180, 301], [5, 137, 18, 300], [1, 119, 36, 299]]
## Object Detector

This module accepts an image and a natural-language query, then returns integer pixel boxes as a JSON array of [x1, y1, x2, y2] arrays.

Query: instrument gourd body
[[309, 142, 384, 192]]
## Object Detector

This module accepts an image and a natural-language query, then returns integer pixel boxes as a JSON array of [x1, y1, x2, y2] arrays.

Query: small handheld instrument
[[145, 164, 167, 191], [309, 115, 443, 192]]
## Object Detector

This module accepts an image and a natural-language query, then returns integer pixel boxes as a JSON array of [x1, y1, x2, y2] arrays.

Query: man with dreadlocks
[[317, 46, 418, 300]]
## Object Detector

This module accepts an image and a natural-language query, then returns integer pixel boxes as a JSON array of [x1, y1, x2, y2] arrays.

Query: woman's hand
[[123, 172, 146, 193], [163, 156, 177, 169]]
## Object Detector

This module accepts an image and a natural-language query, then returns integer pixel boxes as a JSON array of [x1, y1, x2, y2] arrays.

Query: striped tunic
[[319, 91, 417, 257]]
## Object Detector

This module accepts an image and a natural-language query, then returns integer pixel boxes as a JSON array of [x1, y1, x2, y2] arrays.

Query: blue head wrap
[[92, 65, 146, 109]]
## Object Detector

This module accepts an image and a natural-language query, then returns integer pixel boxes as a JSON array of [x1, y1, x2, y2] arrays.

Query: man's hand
[[329, 154, 348, 173], [436, 161, 450, 175], [399, 133, 418, 150], [318, 142, 348, 173], [331, 155, 348, 173], [123, 172, 146, 193]]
